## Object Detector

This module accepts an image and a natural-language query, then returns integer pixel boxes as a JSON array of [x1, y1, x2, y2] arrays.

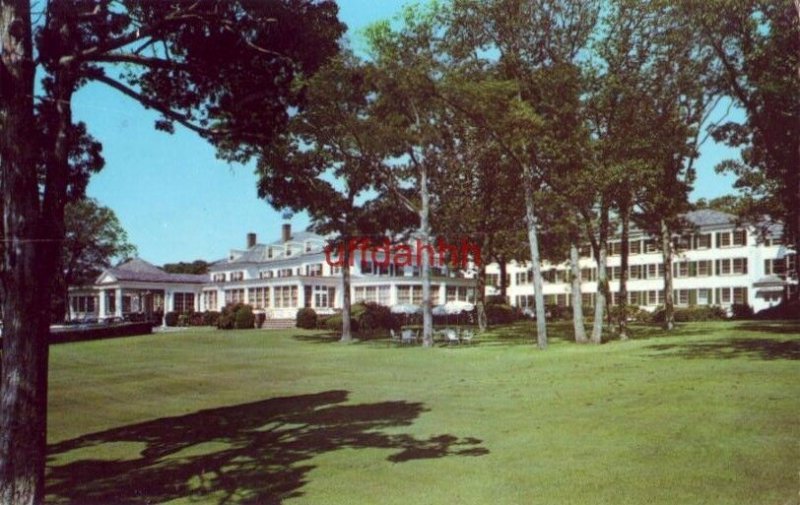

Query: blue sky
[[79, 0, 741, 266]]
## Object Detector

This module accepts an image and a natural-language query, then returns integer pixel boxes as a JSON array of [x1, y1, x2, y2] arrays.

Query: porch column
[[390, 285, 398, 306], [162, 288, 172, 327], [194, 290, 201, 312], [98, 289, 107, 319], [114, 287, 123, 317], [438, 285, 446, 305]]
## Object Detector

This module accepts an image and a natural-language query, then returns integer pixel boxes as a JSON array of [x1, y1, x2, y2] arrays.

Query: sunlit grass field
[[46, 320, 800, 504]]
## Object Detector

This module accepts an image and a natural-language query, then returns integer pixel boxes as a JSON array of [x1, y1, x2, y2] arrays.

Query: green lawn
[[46, 321, 800, 504]]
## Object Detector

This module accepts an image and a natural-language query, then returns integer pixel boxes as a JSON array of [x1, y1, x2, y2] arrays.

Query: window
[[647, 290, 661, 305], [697, 260, 712, 277], [230, 271, 244, 281], [732, 258, 748, 274], [629, 291, 643, 306], [277, 268, 293, 278], [732, 229, 747, 246], [212, 273, 226, 282], [259, 270, 273, 279], [717, 232, 732, 248], [224, 289, 245, 305], [645, 239, 659, 253], [696, 234, 711, 249], [674, 289, 690, 306], [674, 262, 689, 278], [609, 241, 622, 256], [274, 286, 298, 308], [285, 245, 293, 257], [629, 265, 643, 280], [486, 273, 500, 287], [203, 290, 218, 311], [581, 268, 597, 282], [305, 263, 323, 277], [398, 286, 412, 304], [697, 288, 711, 306], [630, 240, 642, 255], [247, 287, 270, 309], [646, 263, 662, 279], [581, 293, 594, 307], [360, 261, 374, 275], [313, 286, 336, 308], [733, 287, 748, 304]]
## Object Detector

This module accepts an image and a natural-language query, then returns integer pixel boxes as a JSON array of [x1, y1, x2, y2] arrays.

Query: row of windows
[[514, 257, 752, 285], [604, 230, 749, 257], [514, 287, 749, 308], [354, 285, 391, 305]]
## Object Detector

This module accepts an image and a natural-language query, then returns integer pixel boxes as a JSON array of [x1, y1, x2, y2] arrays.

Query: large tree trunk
[[661, 219, 676, 330], [498, 255, 508, 302], [617, 204, 630, 340], [591, 205, 610, 344], [522, 165, 547, 349], [476, 263, 488, 331], [570, 242, 588, 343], [0, 2, 50, 503], [340, 241, 353, 342], [420, 163, 434, 347]]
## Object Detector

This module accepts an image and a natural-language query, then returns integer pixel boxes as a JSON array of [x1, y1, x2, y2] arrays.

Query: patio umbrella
[[444, 301, 475, 326], [390, 303, 421, 326], [432, 304, 448, 326]]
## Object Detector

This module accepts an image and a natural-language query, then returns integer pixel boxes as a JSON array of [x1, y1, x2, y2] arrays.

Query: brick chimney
[[282, 223, 291, 242], [247, 232, 257, 249]]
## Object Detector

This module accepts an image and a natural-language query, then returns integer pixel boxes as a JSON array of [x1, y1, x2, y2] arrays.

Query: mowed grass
[[45, 320, 800, 504]]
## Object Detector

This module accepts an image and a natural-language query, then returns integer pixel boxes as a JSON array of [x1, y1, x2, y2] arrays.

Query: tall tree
[[56, 199, 137, 321], [0, 2, 344, 502], [446, 0, 600, 349], [685, 0, 799, 292], [256, 53, 412, 343]]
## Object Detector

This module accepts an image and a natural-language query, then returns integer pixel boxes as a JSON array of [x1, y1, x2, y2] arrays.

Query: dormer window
[[305, 241, 313, 253], [285, 245, 292, 257], [267, 247, 273, 259]]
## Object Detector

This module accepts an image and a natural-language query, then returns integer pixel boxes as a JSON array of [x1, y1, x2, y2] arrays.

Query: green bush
[[217, 303, 255, 330], [177, 313, 190, 327], [234, 304, 255, 329], [644, 305, 728, 323], [486, 303, 516, 325], [355, 302, 397, 331], [202, 311, 220, 326], [731, 303, 754, 320], [323, 313, 360, 332], [164, 311, 180, 327], [296, 307, 318, 329]]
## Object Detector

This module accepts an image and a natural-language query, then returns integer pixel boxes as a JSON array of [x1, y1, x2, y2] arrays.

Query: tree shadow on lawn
[[733, 321, 800, 335], [46, 390, 488, 504], [647, 337, 800, 361]]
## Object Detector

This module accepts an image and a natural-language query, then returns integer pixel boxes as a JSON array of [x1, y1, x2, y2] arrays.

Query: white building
[[69, 210, 797, 324], [487, 209, 797, 315], [69, 223, 477, 323]]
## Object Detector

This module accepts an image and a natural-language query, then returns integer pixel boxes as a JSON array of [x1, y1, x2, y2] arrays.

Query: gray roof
[[219, 230, 332, 266], [683, 209, 736, 227], [103, 258, 207, 284]]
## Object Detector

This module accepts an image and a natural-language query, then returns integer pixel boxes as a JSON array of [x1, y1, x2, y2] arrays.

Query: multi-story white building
[[69, 223, 478, 322], [69, 210, 796, 323], [487, 209, 797, 315]]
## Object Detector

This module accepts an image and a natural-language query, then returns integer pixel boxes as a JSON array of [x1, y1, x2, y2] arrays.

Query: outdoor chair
[[390, 329, 402, 345], [460, 329, 475, 345], [401, 329, 416, 345], [445, 328, 460, 345]]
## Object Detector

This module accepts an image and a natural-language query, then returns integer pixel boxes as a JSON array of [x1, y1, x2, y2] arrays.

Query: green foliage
[[296, 308, 318, 329], [323, 314, 359, 333], [218, 303, 255, 330], [354, 302, 397, 331], [162, 260, 210, 275], [486, 303, 517, 326], [164, 312, 180, 327], [730, 304, 754, 320], [202, 311, 221, 327], [644, 305, 728, 324]]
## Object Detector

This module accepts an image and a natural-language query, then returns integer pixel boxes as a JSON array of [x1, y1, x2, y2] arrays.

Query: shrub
[[186, 312, 205, 326], [356, 302, 396, 331], [203, 311, 221, 326], [218, 303, 255, 330], [234, 304, 255, 329], [164, 311, 180, 327], [323, 313, 359, 332], [296, 307, 318, 329], [755, 299, 800, 320], [177, 313, 190, 327], [643, 305, 728, 323], [486, 303, 516, 325], [731, 303, 754, 320]]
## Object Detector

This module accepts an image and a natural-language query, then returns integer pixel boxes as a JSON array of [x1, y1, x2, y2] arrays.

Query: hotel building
[[69, 210, 796, 323]]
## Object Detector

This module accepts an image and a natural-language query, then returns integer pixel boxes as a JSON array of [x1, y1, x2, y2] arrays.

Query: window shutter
[[743, 258, 748, 274]]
